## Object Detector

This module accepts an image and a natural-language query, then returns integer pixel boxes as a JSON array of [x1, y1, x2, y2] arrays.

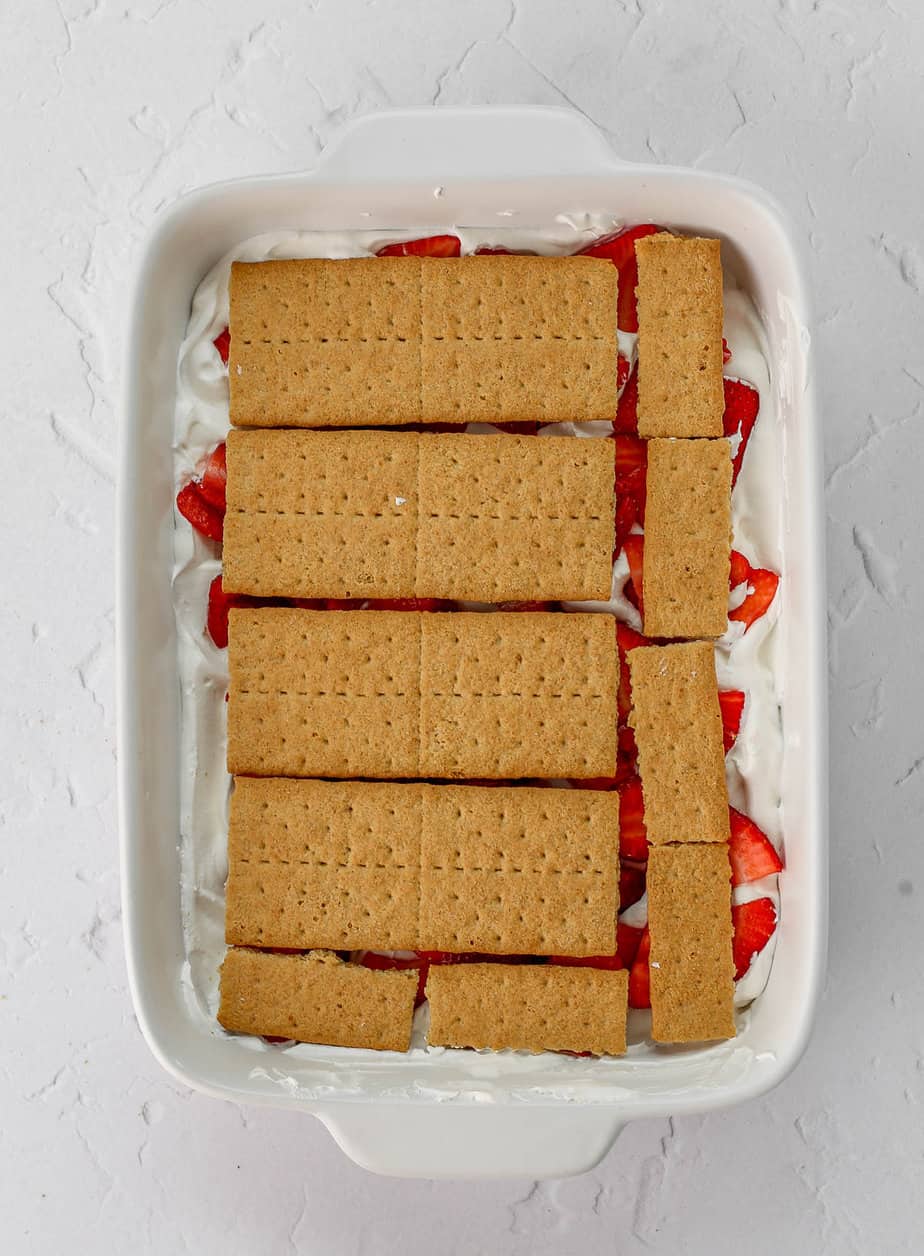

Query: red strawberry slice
[[206, 575, 235, 648], [213, 327, 231, 366], [377, 235, 461, 258], [491, 420, 539, 435], [579, 224, 663, 332], [617, 922, 644, 970], [614, 494, 639, 555], [617, 353, 630, 392], [324, 598, 360, 610], [176, 481, 223, 542], [615, 436, 647, 542], [548, 952, 623, 970], [728, 809, 783, 886], [718, 689, 745, 753], [722, 378, 760, 486], [617, 724, 638, 779], [614, 361, 639, 435], [618, 775, 648, 861], [622, 534, 645, 614], [627, 927, 651, 1008], [198, 442, 227, 511], [358, 951, 429, 1006], [619, 862, 646, 910], [729, 568, 779, 630], [722, 337, 731, 365], [729, 548, 751, 589], [732, 897, 777, 979]]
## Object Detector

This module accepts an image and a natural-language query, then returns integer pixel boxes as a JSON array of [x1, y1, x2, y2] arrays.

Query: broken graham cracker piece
[[227, 609, 619, 780], [225, 779, 620, 955], [647, 844, 735, 1042], [628, 642, 729, 844], [419, 256, 618, 424], [218, 947, 416, 1052], [636, 234, 725, 438], [225, 778, 423, 951], [642, 438, 732, 639], [228, 256, 618, 428], [222, 428, 614, 603], [418, 785, 619, 955], [426, 963, 628, 1056], [229, 258, 422, 428]]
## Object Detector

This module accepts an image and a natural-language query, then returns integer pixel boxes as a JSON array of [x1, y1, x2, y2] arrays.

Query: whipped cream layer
[[172, 218, 783, 1082]]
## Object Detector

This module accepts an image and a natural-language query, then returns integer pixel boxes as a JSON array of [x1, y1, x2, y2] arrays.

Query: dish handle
[[315, 105, 625, 182], [317, 1102, 624, 1180]]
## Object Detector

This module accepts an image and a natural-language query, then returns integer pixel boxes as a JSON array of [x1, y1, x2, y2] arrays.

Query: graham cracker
[[228, 256, 618, 428], [227, 608, 421, 779], [627, 642, 729, 844], [225, 779, 620, 956], [225, 777, 422, 951], [419, 612, 618, 780], [426, 962, 628, 1056], [418, 785, 619, 955], [636, 234, 725, 438], [222, 429, 614, 602], [227, 609, 619, 780], [229, 258, 421, 428], [217, 947, 417, 1051], [647, 844, 735, 1042], [420, 257, 618, 424], [642, 438, 732, 639]]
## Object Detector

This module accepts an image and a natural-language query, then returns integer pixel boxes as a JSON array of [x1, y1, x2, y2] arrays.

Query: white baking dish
[[117, 106, 827, 1179]]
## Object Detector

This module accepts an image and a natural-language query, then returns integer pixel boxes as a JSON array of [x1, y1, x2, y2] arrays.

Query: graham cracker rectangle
[[418, 785, 619, 955], [647, 844, 735, 1042], [642, 438, 732, 639], [227, 609, 619, 781], [628, 642, 729, 844], [426, 963, 628, 1056], [229, 256, 618, 428], [636, 234, 725, 438], [222, 429, 614, 602], [229, 258, 422, 428], [420, 257, 618, 424], [227, 608, 421, 779], [419, 612, 618, 780], [415, 433, 613, 601], [225, 777, 422, 951], [218, 947, 417, 1051]]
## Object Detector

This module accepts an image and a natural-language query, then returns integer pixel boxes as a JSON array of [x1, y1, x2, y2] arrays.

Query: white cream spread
[[172, 217, 783, 1079]]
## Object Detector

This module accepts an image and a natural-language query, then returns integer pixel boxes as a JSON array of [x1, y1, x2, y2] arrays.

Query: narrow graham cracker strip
[[628, 642, 729, 844], [227, 609, 619, 780], [636, 234, 725, 438], [225, 779, 620, 955], [228, 256, 618, 428], [426, 963, 628, 1056], [217, 947, 417, 1051], [647, 844, 735, 1042], [222, 428, 614, 602], [642, 438, 732, 639]]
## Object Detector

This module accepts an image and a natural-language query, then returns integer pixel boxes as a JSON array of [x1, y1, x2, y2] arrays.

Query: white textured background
[[3, 1, 922, 1252]]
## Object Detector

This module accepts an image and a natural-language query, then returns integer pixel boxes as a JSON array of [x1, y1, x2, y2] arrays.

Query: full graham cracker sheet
[[227, 607, 619, 781], [222, 428, 615, 603], [225, 777, 620, 957], [228, 255, 618, 428]]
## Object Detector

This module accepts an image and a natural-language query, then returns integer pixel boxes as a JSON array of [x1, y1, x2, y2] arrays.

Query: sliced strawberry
[[176, 481, 223, 542], [622, 534, 645, 614], [492, 420, 539, 435], [728, 809, 783, 887], [324, 598, 360, 610], [619, 862, 646, 910], [722, 337, 731, 365], [718, 689, 745, 753], [729, 548, 751, 589], [729, 567, 779, 630], [617, 724, 639, 779], [377, 235, 461, 258], [614, 494, 639, 555], [615, 435, 647, 529], [618, 775, 648, 861], [617, 922, 644, 970], [497, 600, 553, 612], [617, 353, 630, 392], [723, 378, 760, 486], [627, 927, 651, 1008], [213, 327, 231, 366], [206, 575, 234, 648], [614, 362, 639, 435], [732, 897, 777, 979], [290, 598, 325, 609], [358, 951, 429, 1006], [473, 246, 513, 256], [579, 224, 663, 332], [198, 442, 227, 511], [548, 952, 623, 970]]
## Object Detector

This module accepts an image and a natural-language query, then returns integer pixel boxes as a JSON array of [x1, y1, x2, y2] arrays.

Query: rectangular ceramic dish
[[117, 106, 827, 1179]]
